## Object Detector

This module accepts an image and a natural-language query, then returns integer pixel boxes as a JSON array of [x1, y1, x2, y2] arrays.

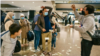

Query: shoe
[[48, 52, 52, 56], [34, 50, 38, 53], [37, 47, 40, 52], [43, 51, 47, 55]]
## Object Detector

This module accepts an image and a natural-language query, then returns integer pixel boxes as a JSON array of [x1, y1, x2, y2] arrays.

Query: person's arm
[[73, 17, 94, 33], [45, 6, 52, 16], [26, 19, 31, 30], [74, 10, 83, 21], [71, 5, 83, 21], [33, 15, 37, 24], [37, 17, 43, 30]]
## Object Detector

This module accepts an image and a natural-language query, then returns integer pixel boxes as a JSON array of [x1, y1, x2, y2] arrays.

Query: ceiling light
[[33, 2, 34, 3], [12, 2, 14, 3]]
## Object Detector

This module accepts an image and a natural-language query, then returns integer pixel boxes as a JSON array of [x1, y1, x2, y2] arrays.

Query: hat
[[20, 14, 24, 16]]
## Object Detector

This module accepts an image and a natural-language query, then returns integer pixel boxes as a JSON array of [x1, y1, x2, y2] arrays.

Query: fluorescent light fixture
[[12, 2, 14, 3]]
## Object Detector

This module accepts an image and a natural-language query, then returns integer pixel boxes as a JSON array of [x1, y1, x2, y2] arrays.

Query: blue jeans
[[34, 30, 41, 50], [52, 37, 56, 47]]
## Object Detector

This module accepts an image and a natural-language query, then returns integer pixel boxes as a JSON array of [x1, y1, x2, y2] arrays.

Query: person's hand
[[71, 4, 76, 11], [35, 22, 37, 24], [52, 25, 55, 29], [42, 28, 46, 32], [70, 25, 73, 28], [54, 35, 56, 36], [41, 6, 45, 9]]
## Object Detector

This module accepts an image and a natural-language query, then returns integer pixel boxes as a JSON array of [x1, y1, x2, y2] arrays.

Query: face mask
[[44, 12, 48, 16], [81, 10, 85, 15], [12, 16, 15, 19], [21, 17, 24, 19]]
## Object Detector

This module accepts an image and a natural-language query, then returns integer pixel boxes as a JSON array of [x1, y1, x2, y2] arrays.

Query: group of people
[[1, 11, 30, 56], [64, 16, 75, 26], [33, 6, 58, 55], [1, 4, 97, 56]]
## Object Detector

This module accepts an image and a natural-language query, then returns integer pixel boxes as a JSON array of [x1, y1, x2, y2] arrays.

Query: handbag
[[87, 30, 100, 45]]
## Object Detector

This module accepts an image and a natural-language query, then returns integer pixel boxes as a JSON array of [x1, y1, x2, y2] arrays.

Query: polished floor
[[12, 24, 100, 56]]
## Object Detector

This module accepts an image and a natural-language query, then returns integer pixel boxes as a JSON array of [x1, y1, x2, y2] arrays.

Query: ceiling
[[54, 0, 100, 11], [55, 0, 100, 3], [1, 1, 53, 11]]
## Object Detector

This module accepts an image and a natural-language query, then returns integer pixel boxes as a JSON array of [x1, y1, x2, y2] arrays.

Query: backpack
[[27, 31, 34, 41], [1, 31, 21, 53], [14, 40, 21, 53], [1, 19, 10, 32]]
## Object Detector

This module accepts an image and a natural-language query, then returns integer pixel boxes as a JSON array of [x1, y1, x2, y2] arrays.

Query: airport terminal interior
[[1, 0, 100, 56]]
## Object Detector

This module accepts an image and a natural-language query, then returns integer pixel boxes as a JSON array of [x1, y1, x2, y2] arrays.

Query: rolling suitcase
[[57, 27, 60, 32]]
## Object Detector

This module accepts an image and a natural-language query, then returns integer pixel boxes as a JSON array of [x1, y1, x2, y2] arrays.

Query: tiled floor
[[13, 24, 100, 56]]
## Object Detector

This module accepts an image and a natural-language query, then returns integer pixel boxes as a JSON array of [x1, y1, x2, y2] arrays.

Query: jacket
[[74, 11, 95, 41], [52, 16, 58, 25], [37, 6, 52, 32], [1, 31, 17, 56], [19, 19, 30, 38]]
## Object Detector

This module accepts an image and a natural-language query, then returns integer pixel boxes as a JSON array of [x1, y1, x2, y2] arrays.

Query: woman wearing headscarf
[[4, 12, 14, 31], [19, 14, 30, 47]]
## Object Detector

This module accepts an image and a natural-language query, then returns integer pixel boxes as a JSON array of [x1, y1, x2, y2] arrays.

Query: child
[[1, 23, 22, 56], [52, 28, 57, 49]]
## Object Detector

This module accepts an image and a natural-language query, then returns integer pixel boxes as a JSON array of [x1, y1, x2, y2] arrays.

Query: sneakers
[[34, 49, 40, 53], [51, 47, 56, 49]]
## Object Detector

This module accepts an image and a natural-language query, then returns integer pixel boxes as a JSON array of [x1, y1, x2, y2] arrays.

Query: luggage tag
[[45, 37, 49, 40], [49, 30, 54, 32]]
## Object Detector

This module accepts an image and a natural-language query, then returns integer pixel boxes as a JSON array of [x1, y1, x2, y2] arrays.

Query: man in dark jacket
[[37, 6, 53, 55]]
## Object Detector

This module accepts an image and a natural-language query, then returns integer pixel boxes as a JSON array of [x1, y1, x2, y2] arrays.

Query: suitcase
[[57, 27, 60, 32]]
